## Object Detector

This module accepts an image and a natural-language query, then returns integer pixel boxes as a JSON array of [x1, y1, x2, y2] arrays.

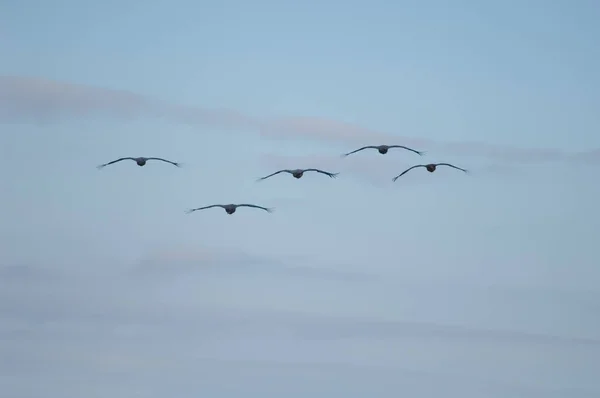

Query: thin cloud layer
[[0, 75, 258, 130], [130, 244, 376, 282], [1, 261, 599, 397], [2, 75, 598, 163]]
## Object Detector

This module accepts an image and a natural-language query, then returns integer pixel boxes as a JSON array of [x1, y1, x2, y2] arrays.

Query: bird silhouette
[[257, 168, 339, 181], [392, 163, 467, 181], [185, 204, 274, 215], [97, 157, 180, 169], [342, 145, 424, 157]]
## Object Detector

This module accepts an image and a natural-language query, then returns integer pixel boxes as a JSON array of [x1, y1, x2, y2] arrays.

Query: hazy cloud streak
[[2, 257, 599, 397], [1, 75, 598, 163], [129, 244, 377, 282]]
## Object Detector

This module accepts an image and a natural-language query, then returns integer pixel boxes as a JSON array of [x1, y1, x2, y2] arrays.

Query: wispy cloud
[[1, 261, 599, 396], [130, 244, 377, 282], [0, 75, 258, 130], [2, 75, 599, 164]]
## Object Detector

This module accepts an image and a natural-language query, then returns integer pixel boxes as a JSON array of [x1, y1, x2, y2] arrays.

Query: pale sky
[[1, 0, 600, 397]]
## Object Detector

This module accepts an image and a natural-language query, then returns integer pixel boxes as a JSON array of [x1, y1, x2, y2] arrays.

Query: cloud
[[128, 244, 378, 283], [2, 75, 598, 164], [262, 116, 411, 145], [570, 148, 600, 164], [0, 75, 259, 130], [1, 258, 599, 397]]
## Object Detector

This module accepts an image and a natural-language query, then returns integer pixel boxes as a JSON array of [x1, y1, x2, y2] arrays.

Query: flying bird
[[392, 163, 468, 181], [342, 145, 424, 157], [185, 204, 274, 215], [257, 168, 339, 181], [96, 157, 181, 169]]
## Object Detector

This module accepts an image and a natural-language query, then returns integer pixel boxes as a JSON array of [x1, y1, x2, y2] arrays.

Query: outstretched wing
[[303, 169, 339, 178], [185, 204, 223, 214], [147, 157, 181, 167], [388, 145, 425, 156], [96, 157, 135, 169], [341, 146, 377, 157], [436, 163, 468, 173], [256, 170, 291, 181], [237, 204, 274, 213], [392, 165, 426, 181]]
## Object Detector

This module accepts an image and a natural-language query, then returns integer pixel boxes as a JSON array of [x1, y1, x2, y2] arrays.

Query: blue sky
[[1, 0, 600, 396]]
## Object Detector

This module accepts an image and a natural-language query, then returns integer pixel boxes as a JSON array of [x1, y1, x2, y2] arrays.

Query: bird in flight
[[96, 157, 181, 169], [342, 145, 424, 157], [257, 168, 339, 181], [185, 204, 274, 215], [392, 163, 467, 181]]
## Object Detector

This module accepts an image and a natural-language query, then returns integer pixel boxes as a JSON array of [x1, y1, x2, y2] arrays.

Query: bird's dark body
[[136, 158, 147, 166], [426, 164, 436, 172], [225, 206, 236, 214], [378, 147, 389, 154], [292, 170, 304, 178]]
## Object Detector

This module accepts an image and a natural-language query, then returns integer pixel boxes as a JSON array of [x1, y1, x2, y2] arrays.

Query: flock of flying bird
[[97, 144, 468, 214]]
